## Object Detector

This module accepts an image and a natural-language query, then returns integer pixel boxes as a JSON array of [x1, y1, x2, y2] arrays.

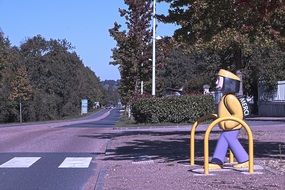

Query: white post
[[236, 70, 243, 96], [152, 0, 156, 96], [19, 101, 22, 123], [141, 80, 144, 94], [141, 55, 144, 95]]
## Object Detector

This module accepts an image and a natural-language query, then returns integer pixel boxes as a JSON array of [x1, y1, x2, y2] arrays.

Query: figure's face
[[216, 76, 224, 90]]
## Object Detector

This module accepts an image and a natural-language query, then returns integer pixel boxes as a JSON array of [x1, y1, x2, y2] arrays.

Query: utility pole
[[152, 0, 156, 96]]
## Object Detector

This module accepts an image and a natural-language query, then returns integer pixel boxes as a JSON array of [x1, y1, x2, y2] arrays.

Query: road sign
[[81, 99, 88, 115]]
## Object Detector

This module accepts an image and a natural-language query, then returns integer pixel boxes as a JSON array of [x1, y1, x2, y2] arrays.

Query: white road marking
[[0, 157, 41, 168], [241, 171, 264, 175], [58, 157, 92, 168], [192, 168, 231, 173], [233, 165, 264, 171], [132, 160, 154, 165]]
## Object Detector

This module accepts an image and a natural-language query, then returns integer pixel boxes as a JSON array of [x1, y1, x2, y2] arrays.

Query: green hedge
[[131, 95, 215, 123]]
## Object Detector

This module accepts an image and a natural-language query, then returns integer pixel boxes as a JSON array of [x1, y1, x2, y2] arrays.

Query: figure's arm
[[224, 94, 243, 119], [223, 94, 243, 130]]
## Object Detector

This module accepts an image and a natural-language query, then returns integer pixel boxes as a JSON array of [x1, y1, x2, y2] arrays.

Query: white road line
[[58, 157, 92, 168], [0, 157, 41, 168]]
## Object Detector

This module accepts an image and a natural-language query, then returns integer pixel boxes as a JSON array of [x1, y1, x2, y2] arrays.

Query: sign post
[[81, 99, 88, 115]]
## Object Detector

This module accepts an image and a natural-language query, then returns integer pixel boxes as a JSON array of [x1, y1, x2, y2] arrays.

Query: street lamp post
[[141, 62, 143, 95], [152, 0, 156, 96]]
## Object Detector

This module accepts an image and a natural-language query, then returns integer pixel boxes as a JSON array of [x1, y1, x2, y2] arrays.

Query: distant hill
[[101, 80, 120, 106], [101, 80, 120, 89]]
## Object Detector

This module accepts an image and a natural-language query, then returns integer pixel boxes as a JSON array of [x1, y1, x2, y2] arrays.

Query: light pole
[[141, 62, 143, 95], [152, 0, 156, 96]]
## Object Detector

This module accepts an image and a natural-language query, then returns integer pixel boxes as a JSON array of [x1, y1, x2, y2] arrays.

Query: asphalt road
[[0, 109, 283, 190], [63, 108, 121, 128], [0, 109, 120, 190], [0, 152, 96, 190], [246, 120, 285, 126]]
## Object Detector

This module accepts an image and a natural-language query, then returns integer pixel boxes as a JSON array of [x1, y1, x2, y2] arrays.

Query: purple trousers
[[211, 130, 248, 164]]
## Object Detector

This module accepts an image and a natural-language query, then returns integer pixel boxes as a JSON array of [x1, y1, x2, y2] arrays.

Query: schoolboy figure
[[209, 69, 249, 169]]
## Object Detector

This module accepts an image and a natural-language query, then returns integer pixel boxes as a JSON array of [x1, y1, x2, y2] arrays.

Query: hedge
[[131, 95, 215, 123]]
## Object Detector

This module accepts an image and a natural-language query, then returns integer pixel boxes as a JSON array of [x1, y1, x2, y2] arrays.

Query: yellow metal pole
[[237, 119, 254, 174], [204, 121, 217, 175], [190, 121, 198, 165], [229, 150, 234, 163], [204, 117, 254, 175], [190, 114, 217, 165]]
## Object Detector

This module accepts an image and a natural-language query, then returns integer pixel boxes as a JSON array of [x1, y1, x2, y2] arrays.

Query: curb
[[94, 168, 107, 190], [246, 118, 285, 122]]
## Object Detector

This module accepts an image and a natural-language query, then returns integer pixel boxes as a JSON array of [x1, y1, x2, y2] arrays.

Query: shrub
[[131, 95, 215, 123]]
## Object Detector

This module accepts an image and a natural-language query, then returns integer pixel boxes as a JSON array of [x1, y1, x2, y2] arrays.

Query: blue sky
[[0, 0, 177, 81]]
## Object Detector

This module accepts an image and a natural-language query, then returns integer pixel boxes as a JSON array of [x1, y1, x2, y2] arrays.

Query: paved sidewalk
[[94, 122, 285, 190], [247, 116, 285, 122]]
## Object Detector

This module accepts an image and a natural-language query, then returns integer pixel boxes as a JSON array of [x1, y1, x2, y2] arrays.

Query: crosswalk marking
[[58, 157, 92, 168], [0, 157, 41, 168], [0, 156, 94, 169]]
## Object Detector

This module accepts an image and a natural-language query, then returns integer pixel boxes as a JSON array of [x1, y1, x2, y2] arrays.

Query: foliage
[[0, 32, 19, 122], [8, 64, 33, 102], [109, 0, 153, 105], [101, 80, 120, 106], [157, 0, 284, 44], [0, 33, 107, 123], [156, 0, 285, 113], [131, 95, 215, 123], [19, 35, 106, 121], [160, 43, 219, 94]]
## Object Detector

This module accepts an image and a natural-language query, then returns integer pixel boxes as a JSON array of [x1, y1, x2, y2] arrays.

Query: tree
[[0, 32, 18, 122], [0, 31, 107, 123], [157, 0, 284, 44], [109, 0, 153, 105], [9, 65, 33, 102], [101, 80, 120, 106], [157, 0, 285, 113], [9, 64, 33, 122], [20, 35, 105, 121]]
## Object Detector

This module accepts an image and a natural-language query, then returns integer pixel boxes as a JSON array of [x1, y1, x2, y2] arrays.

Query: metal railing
[[190, 115, 254, 175]]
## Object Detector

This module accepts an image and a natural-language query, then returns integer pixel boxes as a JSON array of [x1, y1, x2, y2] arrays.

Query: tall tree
[[109, 0, 153, 105], [9, 65, 33, 102], [20, 35, 105, 121], [0, 32, 107, 123], [0, 32, 18, 122], [8, 64, 33, 122], [157, 0, 284, 45], [157, 0, 285, 112]]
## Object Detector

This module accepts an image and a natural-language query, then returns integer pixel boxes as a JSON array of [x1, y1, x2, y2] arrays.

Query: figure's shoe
[[233, 161, 249, 168], [208, 163, 222, 170]]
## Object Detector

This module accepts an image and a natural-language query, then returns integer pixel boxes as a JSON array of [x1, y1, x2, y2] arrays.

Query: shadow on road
[[80, 130, 285, 163]]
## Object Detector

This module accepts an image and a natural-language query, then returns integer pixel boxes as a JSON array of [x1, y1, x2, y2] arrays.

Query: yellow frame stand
[[190, 115, 254, 175]]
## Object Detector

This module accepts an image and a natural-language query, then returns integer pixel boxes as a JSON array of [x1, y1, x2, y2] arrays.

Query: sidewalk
[[247, 116, 285, 122], [94, 122, 285, 190]]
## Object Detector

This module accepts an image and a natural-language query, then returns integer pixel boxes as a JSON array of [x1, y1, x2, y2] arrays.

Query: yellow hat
[[218, 69, 240, 81]]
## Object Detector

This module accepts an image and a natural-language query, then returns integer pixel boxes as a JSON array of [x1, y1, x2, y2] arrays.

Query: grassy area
[[0, 109, 104, 127]]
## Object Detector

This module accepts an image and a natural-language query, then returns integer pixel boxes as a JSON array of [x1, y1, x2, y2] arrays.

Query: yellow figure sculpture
[[209, 69, 249, 169]]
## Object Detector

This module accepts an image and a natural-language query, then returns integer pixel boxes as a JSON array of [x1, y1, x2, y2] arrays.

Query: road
[[0, 109, 120, 190], [0, 109, 283, 190]]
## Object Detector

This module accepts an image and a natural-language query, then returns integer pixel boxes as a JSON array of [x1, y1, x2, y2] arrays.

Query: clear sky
[[0, 0, 177, 81]]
